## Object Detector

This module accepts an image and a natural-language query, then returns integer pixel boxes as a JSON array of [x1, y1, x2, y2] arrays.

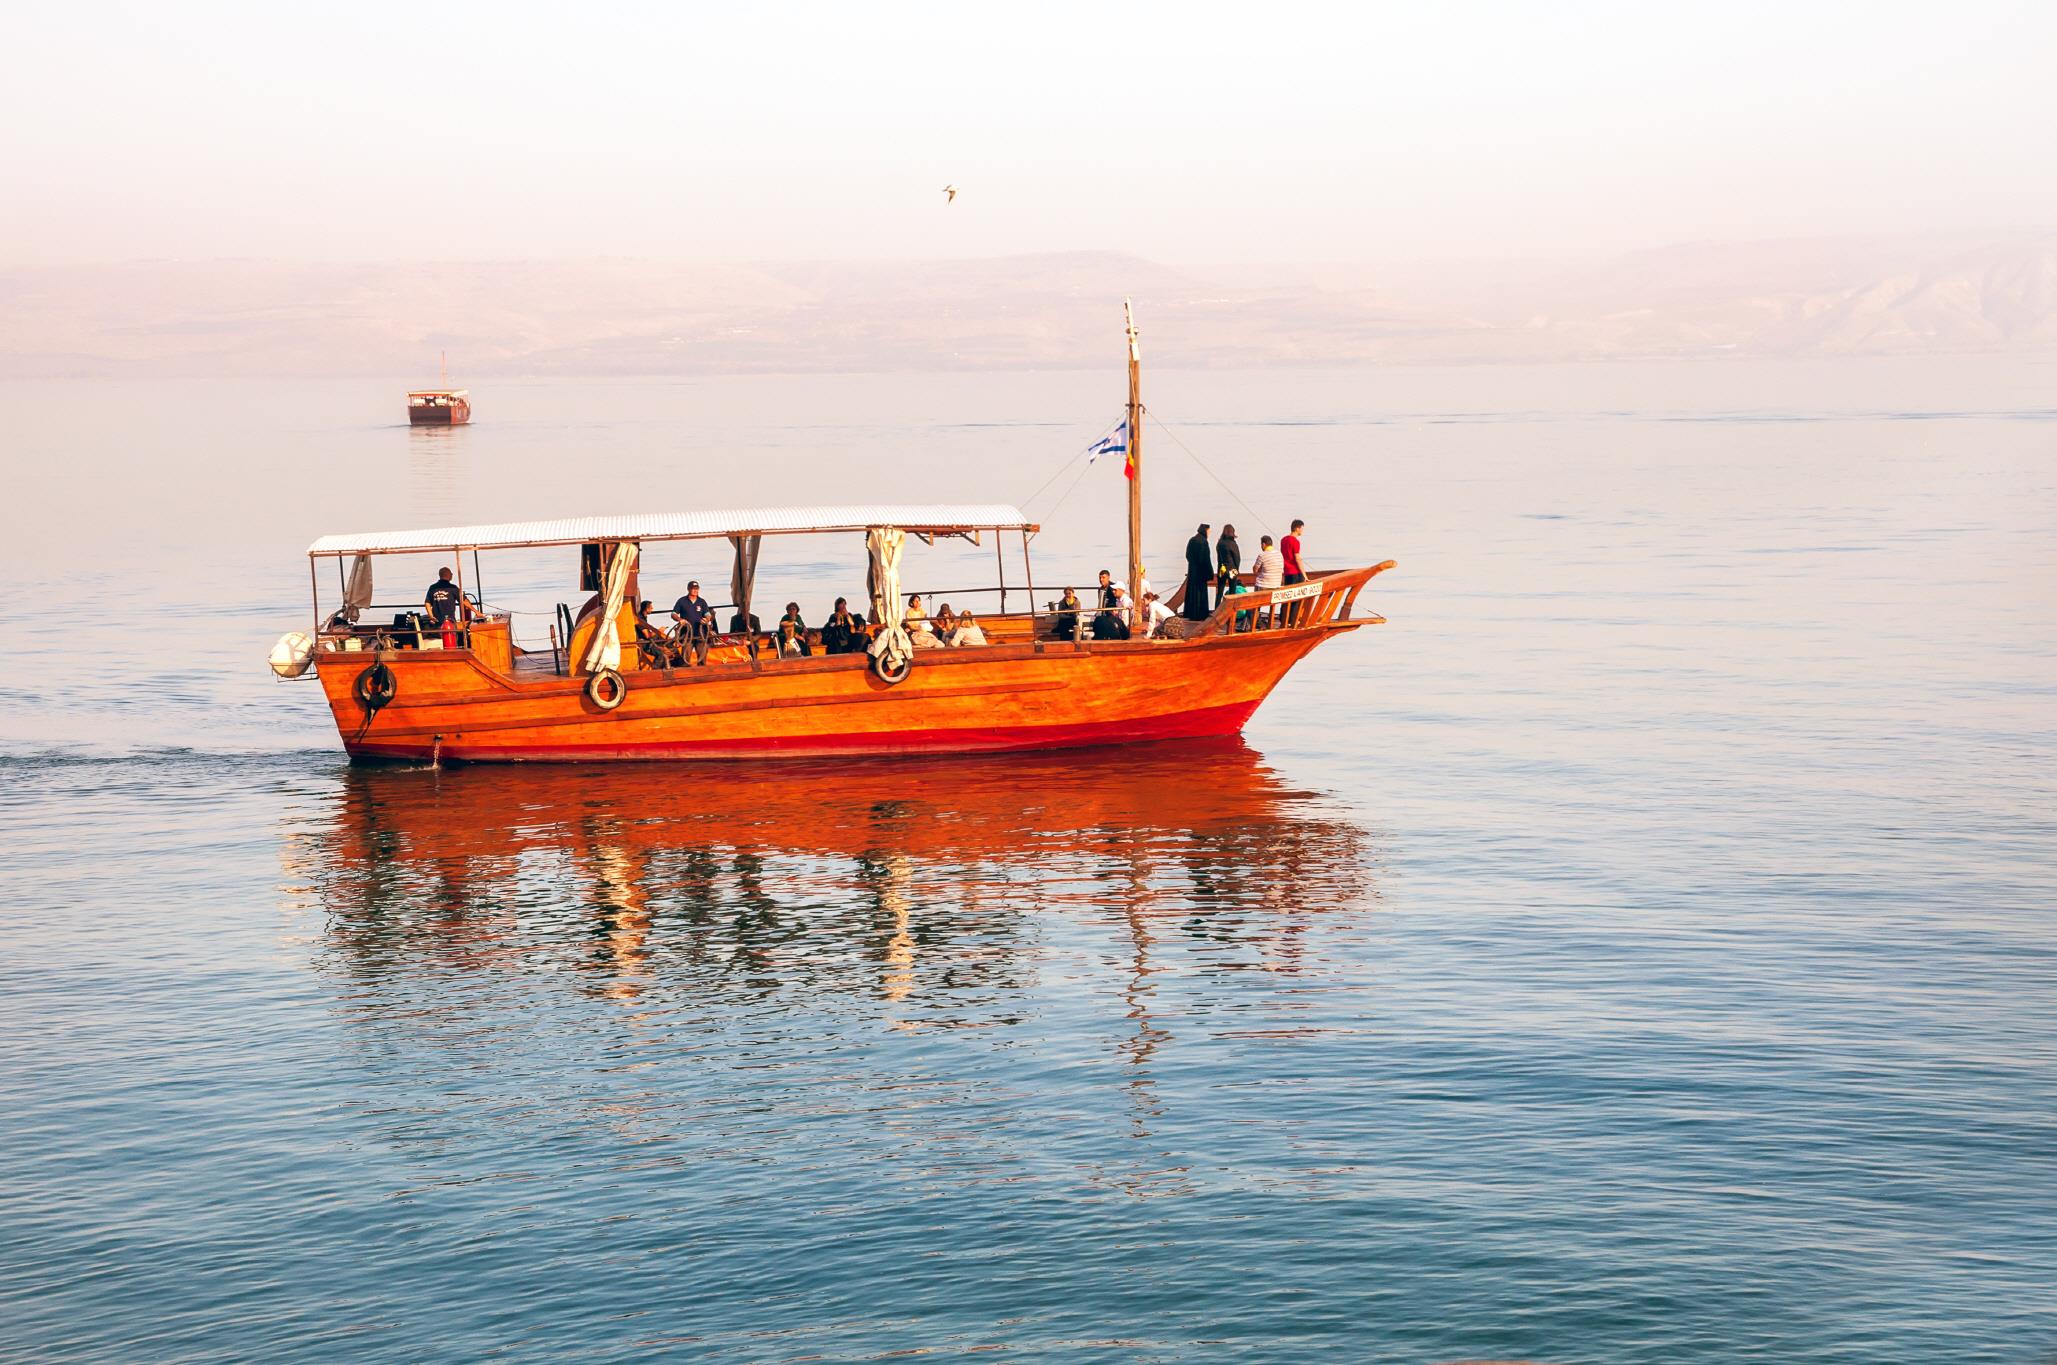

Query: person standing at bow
[[1252, 535, 1285, 590], [1214, 524, 1242, 609], [1281, 519, 1307, 585], [1183, 524, 1214, 622]]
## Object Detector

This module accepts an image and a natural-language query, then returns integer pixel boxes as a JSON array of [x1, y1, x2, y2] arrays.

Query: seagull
[[943, 185, 958, 204]]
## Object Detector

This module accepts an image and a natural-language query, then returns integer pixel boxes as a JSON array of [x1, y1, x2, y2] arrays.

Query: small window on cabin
[[580, 543, 603, 592]]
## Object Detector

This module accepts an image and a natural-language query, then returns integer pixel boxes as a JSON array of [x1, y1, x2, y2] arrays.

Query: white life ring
[[584, 667, 627, 711]]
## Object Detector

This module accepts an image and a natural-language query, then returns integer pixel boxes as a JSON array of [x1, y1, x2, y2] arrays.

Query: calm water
[[2, 359, 2054, 1362]]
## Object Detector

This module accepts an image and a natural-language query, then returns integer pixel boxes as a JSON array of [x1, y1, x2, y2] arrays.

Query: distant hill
[[3, 234, 2053, 377]]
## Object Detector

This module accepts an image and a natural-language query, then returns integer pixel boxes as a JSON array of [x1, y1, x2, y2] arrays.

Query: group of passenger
[[631, 585, 997, 668], [1042, 517, 1308, 643], [1050, 570, 1151, 642], [624, 517, 1310, 669], [905, 596, 989, 649], [1182, 518, 1306, 623]]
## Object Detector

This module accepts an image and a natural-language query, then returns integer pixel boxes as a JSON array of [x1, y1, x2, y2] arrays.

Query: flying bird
[[943, 185, 958, 204]]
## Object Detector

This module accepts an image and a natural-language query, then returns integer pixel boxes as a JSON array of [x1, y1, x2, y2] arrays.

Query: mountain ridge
[[4, 234, 2054, 377]]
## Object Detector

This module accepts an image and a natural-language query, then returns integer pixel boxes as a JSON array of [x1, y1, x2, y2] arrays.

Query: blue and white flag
[[1085, 418, 1128, 464]]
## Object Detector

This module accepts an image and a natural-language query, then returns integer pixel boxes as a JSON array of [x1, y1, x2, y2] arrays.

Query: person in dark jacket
[[1092, 577, 1131, 640], [821, 597, 860, 654], [1214, 524, 1242, 608], [1052, 587, 1083, 641], [635, 600, 681, 668], [1183, 524, 1214, 621]]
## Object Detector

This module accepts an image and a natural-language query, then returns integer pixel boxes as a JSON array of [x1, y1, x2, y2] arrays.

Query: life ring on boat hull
[[585, 667, 627, 711], [870, 652, 911, 685], [353, 662, 398, 712]]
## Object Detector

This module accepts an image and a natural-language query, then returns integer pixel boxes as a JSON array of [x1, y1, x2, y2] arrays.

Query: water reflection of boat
[[305, 738, 1378, 1004]]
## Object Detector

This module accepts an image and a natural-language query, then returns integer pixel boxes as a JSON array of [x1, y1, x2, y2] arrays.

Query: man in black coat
[[1183, 524, 1214, 621]]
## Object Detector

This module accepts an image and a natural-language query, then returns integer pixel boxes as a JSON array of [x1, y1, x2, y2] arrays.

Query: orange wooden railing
[[1191, 561, 1395, 638]]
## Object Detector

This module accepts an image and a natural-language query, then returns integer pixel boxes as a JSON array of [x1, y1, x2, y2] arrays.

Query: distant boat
[[407, 352, 471, 425], [406, 388, 470, 426]]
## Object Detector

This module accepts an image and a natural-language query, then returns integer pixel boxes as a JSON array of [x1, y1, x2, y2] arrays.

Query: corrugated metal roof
[[308, 504, 1037, 555]]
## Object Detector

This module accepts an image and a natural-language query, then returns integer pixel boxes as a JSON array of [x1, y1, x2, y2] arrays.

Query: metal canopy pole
[[1021, 529, 1036, 627], [452, 547, 466, 646]]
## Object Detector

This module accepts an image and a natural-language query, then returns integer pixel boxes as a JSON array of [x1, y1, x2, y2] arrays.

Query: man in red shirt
[[1281, 519, 1306, 585]]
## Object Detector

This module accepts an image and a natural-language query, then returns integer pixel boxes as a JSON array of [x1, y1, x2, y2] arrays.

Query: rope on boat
[[1147, 414, 1277, 540], [1019, 416, 1130, 515], [1036, 452, 1098, 524], [1017, 410, 1282, 540]]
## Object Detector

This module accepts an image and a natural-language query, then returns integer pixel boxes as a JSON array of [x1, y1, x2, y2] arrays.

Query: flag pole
[[1125, 299, 1144, 623]]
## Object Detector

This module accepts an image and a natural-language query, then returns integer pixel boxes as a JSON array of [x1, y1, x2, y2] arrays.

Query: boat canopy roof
[[308, 503, 1039, 556], [407, 389, 468, 399]]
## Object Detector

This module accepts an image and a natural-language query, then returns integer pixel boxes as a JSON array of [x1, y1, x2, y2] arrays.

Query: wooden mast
[[1125, 300, 1144, 621]]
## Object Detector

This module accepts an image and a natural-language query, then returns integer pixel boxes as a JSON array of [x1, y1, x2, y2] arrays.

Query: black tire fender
[[353, 662, 398, 712], [869, 652, 912, 685]]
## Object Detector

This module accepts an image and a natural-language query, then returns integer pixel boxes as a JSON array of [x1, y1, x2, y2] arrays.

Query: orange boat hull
[[319, 626, 1352, 763]]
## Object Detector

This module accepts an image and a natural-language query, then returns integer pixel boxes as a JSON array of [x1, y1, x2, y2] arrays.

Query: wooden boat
[[280, 307, 1393, 763], [407, 388, 470, 425], [407, 352, 471, 425]]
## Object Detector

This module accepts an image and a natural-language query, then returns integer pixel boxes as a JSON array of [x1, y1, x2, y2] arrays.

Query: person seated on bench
[[776, 603, 813, 657], [821, 597, 861, 655], [1052, 587, 1083, 641], [635, 600, 681, 667], [1093, 583, 1132, 640], [948, 610, 989, 647]]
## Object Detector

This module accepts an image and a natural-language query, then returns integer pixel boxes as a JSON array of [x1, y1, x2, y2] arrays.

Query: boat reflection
[[304, 737, 1380, 1015]]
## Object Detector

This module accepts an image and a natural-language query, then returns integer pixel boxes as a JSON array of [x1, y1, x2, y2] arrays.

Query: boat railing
[[315, 600, 526, 655], [1190, 562, 1396, 639]]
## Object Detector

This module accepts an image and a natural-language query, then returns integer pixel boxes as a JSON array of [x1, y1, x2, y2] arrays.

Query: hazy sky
[[6, 0, 2054, 267]]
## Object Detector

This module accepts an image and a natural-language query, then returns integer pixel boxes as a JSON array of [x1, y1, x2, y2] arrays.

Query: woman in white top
[[907, 593, 943, 649], [1251, 535, 1286, 590], [1142, 591, 1175, 638]]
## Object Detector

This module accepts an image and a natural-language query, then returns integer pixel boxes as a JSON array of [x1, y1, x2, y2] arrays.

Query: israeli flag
[[1085, 418, 1128, 463]]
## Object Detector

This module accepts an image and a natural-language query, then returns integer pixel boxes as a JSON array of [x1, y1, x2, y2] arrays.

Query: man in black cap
[[671, 580, 716, 665], [1182, 523, 1214, 622]]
